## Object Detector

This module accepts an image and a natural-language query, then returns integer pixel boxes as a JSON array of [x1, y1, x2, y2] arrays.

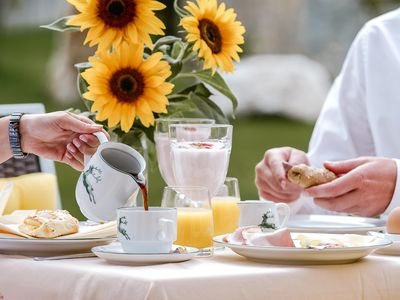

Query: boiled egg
[[386, 207, 400, 234]]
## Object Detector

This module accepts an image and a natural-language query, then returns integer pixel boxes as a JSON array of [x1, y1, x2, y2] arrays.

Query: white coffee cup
[[117, 207, 177, 254], [75, 132, 146, 222], [237, 200, 290, 229]]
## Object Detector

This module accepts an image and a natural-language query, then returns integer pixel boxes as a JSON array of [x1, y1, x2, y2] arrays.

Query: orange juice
[[211, 196, 240, 236], [175, 207, 213, 248]]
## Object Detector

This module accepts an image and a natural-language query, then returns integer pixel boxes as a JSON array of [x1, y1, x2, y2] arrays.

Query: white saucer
[[92, 244, 199, 265]]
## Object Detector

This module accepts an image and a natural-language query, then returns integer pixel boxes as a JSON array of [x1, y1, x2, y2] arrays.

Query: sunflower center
[[110, 68, 144, 103], [199, 19, 222, 54], [98, 0, 136, 28]]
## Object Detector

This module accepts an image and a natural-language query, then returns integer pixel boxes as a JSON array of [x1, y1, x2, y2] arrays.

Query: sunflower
[[67, 0, 166, 50], [180, 0, 245, 73], [81, 42, 174, 131]]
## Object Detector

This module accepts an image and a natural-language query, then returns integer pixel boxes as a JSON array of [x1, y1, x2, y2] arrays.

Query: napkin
[[0, 173, 58, 214], [0, 210, 116, 239]]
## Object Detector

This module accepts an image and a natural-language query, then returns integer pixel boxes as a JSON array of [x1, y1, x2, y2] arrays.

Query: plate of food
[[214, 226, 391, 264], [287, 215, 386, 234], [0, 210, 115, 256]]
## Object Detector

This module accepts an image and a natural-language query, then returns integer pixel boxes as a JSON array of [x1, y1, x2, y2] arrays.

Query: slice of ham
[[223, 226, 261, 244], [245, 228, 295, 247], [225, 227, 295, 247]]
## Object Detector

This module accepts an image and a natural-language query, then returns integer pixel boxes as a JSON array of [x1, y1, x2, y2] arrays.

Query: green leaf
[[40, 16, 80, 32], [163, 95, 199, 118], [174, 0, 190, 18], [189, 92, 229, 124], [153, 36, 182, 53], [194, 83, 212, 98], [169, 61, 183, 80], [177, 69, 238, 114], [170, 76, 198, 94]]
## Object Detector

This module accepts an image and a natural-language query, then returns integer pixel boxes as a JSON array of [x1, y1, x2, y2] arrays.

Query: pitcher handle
[[84, 131, 108, 166], [276, 203, 290, 228]]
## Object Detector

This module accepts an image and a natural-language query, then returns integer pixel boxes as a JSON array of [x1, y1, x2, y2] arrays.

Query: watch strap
[[9, 112, 27, 159]]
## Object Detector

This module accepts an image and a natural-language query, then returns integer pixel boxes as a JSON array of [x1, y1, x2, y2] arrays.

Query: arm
[[0, 116, 12, 163], [0, 111, 107, 170]]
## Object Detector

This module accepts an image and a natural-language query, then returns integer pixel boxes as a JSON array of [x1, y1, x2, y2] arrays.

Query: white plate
[[92, 244, 199, 265], [0, 236, 114, 256], [368, 231, 400, 255], [288, 215, 386, 234], [213, 233, 391, 265]]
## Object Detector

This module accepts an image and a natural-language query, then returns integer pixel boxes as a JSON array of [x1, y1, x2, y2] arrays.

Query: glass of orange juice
[[212, 177, 241, 236], [161, 186, 214, 253]]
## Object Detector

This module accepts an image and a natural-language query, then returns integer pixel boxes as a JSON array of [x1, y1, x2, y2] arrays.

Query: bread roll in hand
[[286, 163, 336, 188]]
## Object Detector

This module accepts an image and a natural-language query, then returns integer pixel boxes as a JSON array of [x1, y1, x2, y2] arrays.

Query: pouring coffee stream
[[129, 172, 149, 211]]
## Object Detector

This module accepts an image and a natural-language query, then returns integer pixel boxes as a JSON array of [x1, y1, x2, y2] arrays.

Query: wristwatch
[[9, 112, 27, 159]]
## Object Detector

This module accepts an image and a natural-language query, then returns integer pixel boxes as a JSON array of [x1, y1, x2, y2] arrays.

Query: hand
[[20, 111, 108, 171], [255, 147, 309, 203], [305, 157, 396, 217]]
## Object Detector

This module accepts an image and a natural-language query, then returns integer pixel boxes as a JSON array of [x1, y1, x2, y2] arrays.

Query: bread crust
[[287, 164, 336, 188], [19, 210, 79, 238]]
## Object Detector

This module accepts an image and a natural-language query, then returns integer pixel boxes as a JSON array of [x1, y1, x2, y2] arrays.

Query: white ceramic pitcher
[[75, 132, 146, 222]]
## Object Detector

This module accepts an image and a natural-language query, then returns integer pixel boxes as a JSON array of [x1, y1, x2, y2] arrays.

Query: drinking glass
[[154, 118, 215, 186], [211, 177, 241, 236], [169, 124, 233, 197], [161, 186, 214, 250]]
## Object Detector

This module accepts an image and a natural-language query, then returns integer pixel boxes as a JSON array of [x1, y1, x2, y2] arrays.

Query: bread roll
[[287, 164, 336, 188], [19, 210, 79, 238]]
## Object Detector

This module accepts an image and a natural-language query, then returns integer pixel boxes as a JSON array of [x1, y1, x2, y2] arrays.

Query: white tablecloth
[[1, 249, 400, 300]]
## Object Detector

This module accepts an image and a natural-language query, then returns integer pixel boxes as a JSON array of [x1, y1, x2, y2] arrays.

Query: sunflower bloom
[[82, 43, 174, 131], [180, 0, 245, 73], [67, 0, 166, 50]]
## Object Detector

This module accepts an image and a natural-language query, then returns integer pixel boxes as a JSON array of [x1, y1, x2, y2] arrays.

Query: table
[[0, 249, 400, 300]]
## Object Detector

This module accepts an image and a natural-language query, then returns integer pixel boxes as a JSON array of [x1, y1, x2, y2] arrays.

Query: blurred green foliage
[[361, 0, 400, 13], [0, 29, 314, 220]]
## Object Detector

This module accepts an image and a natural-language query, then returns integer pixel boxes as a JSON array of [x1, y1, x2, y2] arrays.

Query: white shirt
[[292, 8, 400, 217]]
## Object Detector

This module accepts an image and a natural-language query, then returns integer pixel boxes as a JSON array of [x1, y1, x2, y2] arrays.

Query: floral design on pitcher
[[259, 209, 276, 230], [118, 216, 130, 240], [82, 165, 102, 204]]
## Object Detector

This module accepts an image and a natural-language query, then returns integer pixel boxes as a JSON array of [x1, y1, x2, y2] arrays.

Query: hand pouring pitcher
[[75, 132, 146, 222]]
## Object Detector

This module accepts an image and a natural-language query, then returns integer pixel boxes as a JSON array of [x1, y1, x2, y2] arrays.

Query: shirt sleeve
[[291, 25, 376, 216], [308, 26, 375, 168]]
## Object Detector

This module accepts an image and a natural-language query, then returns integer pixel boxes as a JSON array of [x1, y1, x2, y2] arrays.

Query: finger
[[59, 113, 104, 134], [288, 149, 309, 165], [259, 190, 298, 203], [70, 149, 84, 166], [79, 134, 101, 148], [73, 138, 97, 156], [344, 205, 364, 216], [305, 170, 363, 198], [256, 163, 299, 194], [264, 148, 291, 188], [313, 189, 359, 212], [323, 157, 371, 174], [67, 112, 95, 124], [257, 176, 301, 202], [64, 152, 84, 171], [67, 143, 78, 155]]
